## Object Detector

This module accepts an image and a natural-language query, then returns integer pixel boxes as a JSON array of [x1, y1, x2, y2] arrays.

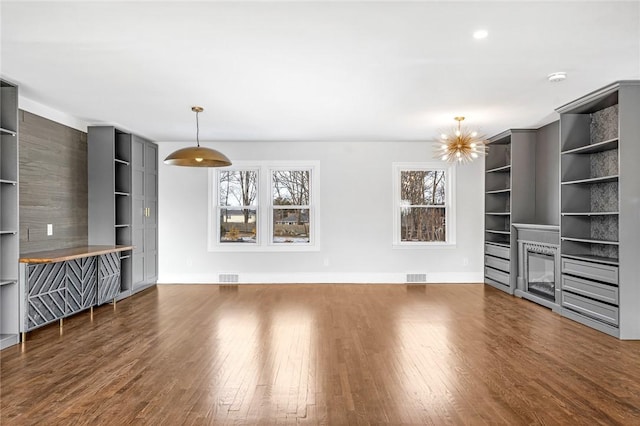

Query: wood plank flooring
[[2, 284, 640, 425]]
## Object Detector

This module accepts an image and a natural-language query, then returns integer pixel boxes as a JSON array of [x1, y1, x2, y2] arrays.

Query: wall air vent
[[219, 274, 239, 283], [406, 273, 427, 283]]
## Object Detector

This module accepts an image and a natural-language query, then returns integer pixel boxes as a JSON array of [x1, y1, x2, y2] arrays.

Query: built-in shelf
[[561, 175, 619, 186], [486, 241, 510, 248], [1, 79, 19, 350], [115, 158, 130, 166], [561, 138, 618, 155], [115, 224, 130, 228], [485, 188, 511, 194], [486, 230, 511, 235], [561, 253, 619, 266], [0, 127, 17, 136], [561, 211, 619, 216], [114, 191, 130, 196], [561, 236, 619, 245], [486, 165, 511, 173], [485, 212, 511, 216]]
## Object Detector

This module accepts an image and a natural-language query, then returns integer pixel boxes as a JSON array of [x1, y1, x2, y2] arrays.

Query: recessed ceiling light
[[548, 72, 567, 82], [473, 30, 488, 40]]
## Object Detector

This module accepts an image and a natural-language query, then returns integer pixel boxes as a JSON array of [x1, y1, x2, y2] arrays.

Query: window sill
[[392, 242, 457, 249], [208, 244, 321, 253]]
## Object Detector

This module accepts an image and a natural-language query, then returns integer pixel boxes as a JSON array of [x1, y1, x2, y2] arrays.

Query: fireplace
[[513, 224, 560, 312], [526, 249, 555, 301]]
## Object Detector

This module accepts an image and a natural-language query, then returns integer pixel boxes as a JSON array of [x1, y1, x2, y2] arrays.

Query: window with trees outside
[[209, 162, 319, 251], [392, 163, 456, 246]]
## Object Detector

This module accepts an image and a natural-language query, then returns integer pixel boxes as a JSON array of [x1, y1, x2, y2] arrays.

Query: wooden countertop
[[20, 245, 134, 264]]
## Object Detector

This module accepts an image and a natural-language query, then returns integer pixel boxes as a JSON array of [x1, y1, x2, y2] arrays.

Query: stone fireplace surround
[[513, 223, 561, 312]]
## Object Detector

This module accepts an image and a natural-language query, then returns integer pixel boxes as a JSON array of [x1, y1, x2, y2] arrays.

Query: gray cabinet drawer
[[485, 243, 509, 260], [561, 257, 618, 285], [485, 255, 510, 273], [562, 292, 618, 326], [485, 267, 509, 286], [561, 274, 618, 305], [485, 277, 509, 289]]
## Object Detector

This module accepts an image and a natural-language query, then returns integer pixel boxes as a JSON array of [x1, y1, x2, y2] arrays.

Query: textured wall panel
[[19, 110, 88, 252]]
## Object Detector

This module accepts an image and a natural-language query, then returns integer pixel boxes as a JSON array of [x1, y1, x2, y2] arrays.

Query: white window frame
[[392, 162, 456, 248], [209, 161, 320, 252]]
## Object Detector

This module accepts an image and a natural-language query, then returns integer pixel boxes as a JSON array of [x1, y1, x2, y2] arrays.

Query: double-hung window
[[210, 162, 319, 251], [218, 169, 259, 244], [392, 162, 456, 246]]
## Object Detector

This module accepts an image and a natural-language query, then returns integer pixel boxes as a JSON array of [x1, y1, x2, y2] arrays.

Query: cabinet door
[[25, 263, 66, 331], [143, 142, 158, 284], [66, 257, 97, 313], [131, 139, 158, 289], [131, 136, 146, 288]]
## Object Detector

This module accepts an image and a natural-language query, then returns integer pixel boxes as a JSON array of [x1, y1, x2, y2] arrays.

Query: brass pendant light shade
[[163, 146, 231, 167], [163, 106, 232, 167]]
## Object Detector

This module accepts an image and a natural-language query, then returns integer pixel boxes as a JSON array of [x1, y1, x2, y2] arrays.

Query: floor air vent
[[219, 274, 239, 283], [406, 273, 427, 283]]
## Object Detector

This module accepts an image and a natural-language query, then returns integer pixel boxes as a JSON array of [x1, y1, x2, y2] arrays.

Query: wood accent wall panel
[[19, 111, 88, 252]]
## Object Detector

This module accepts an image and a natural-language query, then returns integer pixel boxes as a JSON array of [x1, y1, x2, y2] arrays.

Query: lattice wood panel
[[67, 257, 97, 314], [26, 263, 66, 330], [97, 252, 121, 304]]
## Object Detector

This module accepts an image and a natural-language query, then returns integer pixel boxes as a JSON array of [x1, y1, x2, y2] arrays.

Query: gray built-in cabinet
[[0, 79, 20, 349], [131, 135, 158, 291], [484, 130, 537, 294], [88, 127, 158, 298], [484, 80, 640, 340], [557, 81, 640, 339]]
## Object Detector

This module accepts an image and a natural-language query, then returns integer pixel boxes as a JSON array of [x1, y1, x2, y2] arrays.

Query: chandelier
[[436, 116, 487, 163], [164, 106, 232, 167]]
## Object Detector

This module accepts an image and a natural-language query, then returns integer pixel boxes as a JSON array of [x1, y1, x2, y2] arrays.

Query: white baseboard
[[158, 271, 483, 284]]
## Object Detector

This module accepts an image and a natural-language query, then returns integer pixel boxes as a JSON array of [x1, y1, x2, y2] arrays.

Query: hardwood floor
[[2, 284, 640, 425]]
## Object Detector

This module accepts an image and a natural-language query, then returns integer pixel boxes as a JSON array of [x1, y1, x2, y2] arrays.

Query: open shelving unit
[[484, 133, 512, 247], [88, 127, 157, 300], [557, 81, 640, 339], [484, 129, 536, 294], [88, 127, 134, 298], [0, 79, 20, 349]]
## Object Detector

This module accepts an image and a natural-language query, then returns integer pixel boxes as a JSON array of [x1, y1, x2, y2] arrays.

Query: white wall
[[158, 140, 484, 284]]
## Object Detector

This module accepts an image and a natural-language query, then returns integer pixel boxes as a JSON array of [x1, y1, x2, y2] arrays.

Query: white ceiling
[[1, 1, 639, 143]]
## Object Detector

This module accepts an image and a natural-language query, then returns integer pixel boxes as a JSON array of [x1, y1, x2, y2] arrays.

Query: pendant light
[[435, 116, 488, 163], [164, 106, 232, 167]]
